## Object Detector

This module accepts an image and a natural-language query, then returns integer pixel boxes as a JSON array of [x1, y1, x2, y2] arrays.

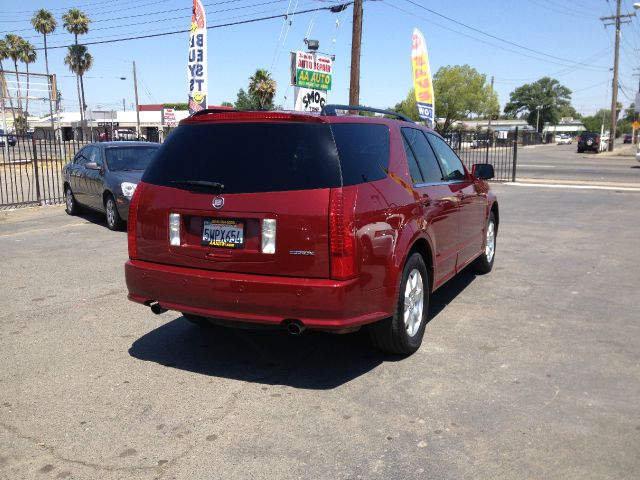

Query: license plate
[[201, 219, 245, 248]]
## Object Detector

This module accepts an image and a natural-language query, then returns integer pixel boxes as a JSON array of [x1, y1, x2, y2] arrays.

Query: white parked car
[[556, 134, 572, 145], [635, 149, 640, 162]]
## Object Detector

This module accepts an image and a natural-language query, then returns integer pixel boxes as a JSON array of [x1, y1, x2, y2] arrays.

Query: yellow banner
[[411, 28, 435, 125]]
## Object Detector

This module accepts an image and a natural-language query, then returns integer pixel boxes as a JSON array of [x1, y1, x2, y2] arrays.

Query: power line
[[32, 4, 350, 51], [385, 0, 609, 72], [403, 0, 610, 70], [17, 0, 298, 41], [0, 0, 276, 34]]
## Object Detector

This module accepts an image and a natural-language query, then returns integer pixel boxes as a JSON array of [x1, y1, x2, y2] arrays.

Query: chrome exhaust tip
[[285, 320, 305, 335]]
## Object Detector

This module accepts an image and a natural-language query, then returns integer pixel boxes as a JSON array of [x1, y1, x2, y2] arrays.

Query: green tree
[[392, 88, 420, 121], [234, 88, 261, 110], [433, 65, 498, 133], [64, 45, 93, 127], [248, 69, 276, 109], [62, 8, 91, 123], [581, 102, 623, 135], [162, 102, 189, 110], [220, 101, 234, 108], [19, 40, 36, 116], [31, 9, 57, 126], [14, 114, 28, 134], [504, 77, 572, 132]]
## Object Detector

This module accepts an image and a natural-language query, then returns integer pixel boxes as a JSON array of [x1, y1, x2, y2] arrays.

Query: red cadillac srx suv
[[125, 106, 498, 355]]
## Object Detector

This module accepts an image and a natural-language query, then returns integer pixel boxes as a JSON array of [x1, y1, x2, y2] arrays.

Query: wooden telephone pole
[[601, 0, 635, 151], [349, 0, 363, 107]]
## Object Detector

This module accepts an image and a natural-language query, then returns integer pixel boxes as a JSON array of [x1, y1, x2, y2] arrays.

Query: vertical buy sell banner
[[188, 0, 208, 114], [411, 28, 435, 126]]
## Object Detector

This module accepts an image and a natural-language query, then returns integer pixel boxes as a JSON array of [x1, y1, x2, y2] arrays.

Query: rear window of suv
[[143, 122, 390, 194]]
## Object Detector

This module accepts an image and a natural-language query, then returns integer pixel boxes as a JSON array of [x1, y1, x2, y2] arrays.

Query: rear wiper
[[170, 180, 225, 191]]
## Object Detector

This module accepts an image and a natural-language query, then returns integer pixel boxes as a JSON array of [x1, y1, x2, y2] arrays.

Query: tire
[[182, 313, 215, 328], [472, 211, 497, 274], [577, 148, 584, 153], [369, 252, 429, 355], [64, 186, 80, 215], [104, 194, 124, 231]]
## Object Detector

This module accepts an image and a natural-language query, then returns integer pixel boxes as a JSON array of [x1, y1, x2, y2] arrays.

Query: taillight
[[329, 186, 358, 280], [127, 181, 145, 259]]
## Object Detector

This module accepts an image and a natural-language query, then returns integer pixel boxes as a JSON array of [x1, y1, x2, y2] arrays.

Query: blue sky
[[1, 0, 638, 118]]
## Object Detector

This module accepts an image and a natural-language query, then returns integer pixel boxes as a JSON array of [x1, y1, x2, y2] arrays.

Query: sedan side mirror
[[85, 162, 101, 170], [472, 163, 494, 180]]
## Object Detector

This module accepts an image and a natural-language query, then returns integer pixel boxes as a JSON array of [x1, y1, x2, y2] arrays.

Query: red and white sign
[[163, 108, 176, 126]]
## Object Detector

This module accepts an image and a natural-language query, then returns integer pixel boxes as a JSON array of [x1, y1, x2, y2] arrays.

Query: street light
[[536, 105, 543, 134]]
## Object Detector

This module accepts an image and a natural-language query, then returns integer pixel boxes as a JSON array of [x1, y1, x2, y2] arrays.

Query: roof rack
[[321, 104, 415, 123]]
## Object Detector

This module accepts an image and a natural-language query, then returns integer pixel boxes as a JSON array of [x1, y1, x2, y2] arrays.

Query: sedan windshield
[[105, 146, 160, 171]]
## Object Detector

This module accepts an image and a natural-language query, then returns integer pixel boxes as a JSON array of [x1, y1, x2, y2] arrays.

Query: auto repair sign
[[291, 51, 332, 91], [187, 0, 208, 114]]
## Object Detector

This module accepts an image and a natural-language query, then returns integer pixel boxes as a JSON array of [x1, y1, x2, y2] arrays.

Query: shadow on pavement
[[429, 270, 477, 320], [129, 270, 477, 389]]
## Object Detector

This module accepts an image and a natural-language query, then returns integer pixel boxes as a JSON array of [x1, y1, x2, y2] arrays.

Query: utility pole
[[349, 0, 363, 107], [132, 61, 141, 139], [601, 1, 635, 152]]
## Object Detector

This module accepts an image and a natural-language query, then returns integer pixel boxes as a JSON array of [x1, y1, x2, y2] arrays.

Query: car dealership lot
[[1, 183, 639, 479]]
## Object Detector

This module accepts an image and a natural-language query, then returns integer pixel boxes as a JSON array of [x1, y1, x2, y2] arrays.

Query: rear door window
[[401, 135, 424, 184], [401, 128, 443, 183], [144, 122, 342, 194], [425, 133, 467, 181], [331, 124, 389, 185]]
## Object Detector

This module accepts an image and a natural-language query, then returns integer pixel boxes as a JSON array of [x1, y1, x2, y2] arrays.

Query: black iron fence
[[443, 128, 523, 182], [1, 127, 522, 209]]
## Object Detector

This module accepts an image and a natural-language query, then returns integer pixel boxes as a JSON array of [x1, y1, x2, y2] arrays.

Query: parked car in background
[[636, 148, 640, 162], [125, 106, 499, 355], [556, 134, 572, 145], [97, 131, 112, 142], [0, 129, 17, 147], [577, 132, 605, 153], [623, 133, 632, 144], [115, 129, 137, 141], [63, 141, 161, 230]]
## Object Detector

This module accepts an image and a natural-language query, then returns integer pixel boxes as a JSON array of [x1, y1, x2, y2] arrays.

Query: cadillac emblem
[[212, 196, 224, 209]]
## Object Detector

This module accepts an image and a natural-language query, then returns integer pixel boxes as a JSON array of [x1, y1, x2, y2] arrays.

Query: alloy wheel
[[403, 269, 424, 337], [486, 219, 496, 263]]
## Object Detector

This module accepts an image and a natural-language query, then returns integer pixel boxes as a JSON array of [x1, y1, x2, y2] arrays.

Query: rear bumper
[[125, 259, 391, 330]]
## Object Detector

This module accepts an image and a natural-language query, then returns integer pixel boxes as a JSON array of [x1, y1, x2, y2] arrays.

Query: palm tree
[[62, 8, 90, 122], [64, 44, 93, 130], [19, 40, 36, 116], [31, 9, 56, 130], [248, 69, 276, 110], [0, 38, 17, 126], [4, 34, 26, 113]]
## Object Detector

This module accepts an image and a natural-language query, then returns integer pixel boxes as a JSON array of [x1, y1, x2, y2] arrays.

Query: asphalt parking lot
[[1, 182, 639, 479]]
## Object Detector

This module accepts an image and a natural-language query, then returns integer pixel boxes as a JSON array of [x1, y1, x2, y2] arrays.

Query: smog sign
[[294, 87, 327, 112], [291, 51, 332, 91]]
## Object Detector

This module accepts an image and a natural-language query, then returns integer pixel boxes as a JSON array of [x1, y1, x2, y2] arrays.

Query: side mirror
[[472, 163, 494, 180], [85, 162, 100, 170]]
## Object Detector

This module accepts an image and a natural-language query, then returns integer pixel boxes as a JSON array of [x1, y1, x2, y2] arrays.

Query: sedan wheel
[[105, 195, 124, 231], [65, 187, 78, 215]]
